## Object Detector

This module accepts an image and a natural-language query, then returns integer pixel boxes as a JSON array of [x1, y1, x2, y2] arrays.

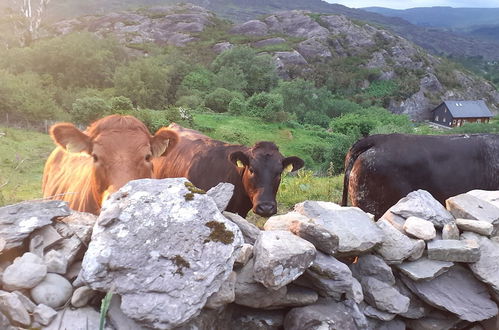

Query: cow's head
[[229, 142, 304, 217], [50, 115, 178, 207]]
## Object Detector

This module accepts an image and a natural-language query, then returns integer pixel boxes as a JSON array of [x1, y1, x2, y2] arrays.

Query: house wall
[[432, 104, 453, 127], [451, 117, 490, 127]]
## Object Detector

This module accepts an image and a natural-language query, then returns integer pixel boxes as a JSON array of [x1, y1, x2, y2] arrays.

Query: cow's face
[[50, 120, 177, 207], [229, 142, 304, 217]]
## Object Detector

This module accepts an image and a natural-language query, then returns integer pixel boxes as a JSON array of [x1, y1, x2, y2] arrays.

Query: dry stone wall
[[1, 179, 499, 329]]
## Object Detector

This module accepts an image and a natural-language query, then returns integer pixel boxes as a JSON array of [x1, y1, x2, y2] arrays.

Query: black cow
[[342, 133, 499, 218], [153, 124, 304, 217]]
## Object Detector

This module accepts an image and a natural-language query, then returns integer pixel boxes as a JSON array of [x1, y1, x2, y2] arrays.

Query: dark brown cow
[[342, 133, 499, 219], [42, 115, 178, 215], [153, 124, 304, 217]]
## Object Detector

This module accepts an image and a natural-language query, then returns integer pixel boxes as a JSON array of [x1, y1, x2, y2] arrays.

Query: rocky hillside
[[44, 4, 499, 120]]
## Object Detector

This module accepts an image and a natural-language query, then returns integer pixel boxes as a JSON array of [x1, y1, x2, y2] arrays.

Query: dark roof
[[434, 100, 493, 118]]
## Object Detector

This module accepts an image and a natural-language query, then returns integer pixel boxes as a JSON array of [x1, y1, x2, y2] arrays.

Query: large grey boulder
[[427, 239, 480, 262], [205, 272, 236, 309], [264, 11, 330, 39], [389, 190, 454, 228], [306, 251, 353, 299], [78, 178, 243, 329], [264, 212, 339, 255], [467, 189, 499, 208], [401, 265, 498, 322], [2, 252, 47, 291], [284, 298, 359, 330], [296, 37, 332, 60], [0, 200, 70, 251], [206, 183, 234, 212], [230, 20, 268, 36], [361, 277, 410, 315], [462, 232, 499, 296], [223, 211, 260, 244], [395, 257, 453, 281], [394, 278, 431, 319], [375, 219, 425, 264], [446, 193, 499, 235], [253, 230, 316, 290], [294, 201, 384, 255], [350, 254, 395, 285]]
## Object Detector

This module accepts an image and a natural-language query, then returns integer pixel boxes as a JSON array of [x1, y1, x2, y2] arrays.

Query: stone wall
[[1, 178, 499, 329]]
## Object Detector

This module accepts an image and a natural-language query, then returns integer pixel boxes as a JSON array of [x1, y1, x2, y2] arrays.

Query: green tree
[[204, 88, 243, 113], [71, 96, 110, 125], [247, 92, 284, 121], [211, 46, 278, 95], [110, 96, 134, 112], [176, 67, 215, 98]]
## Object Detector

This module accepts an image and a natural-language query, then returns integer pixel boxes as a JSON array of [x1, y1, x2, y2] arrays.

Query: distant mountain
[[3, 0, 499, 59]]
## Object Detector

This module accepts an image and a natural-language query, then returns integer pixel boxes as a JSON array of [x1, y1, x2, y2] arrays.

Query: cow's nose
[[255, 202, 277, 217]]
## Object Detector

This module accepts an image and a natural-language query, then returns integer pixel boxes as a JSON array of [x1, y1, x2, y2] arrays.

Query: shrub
[[71, 97, 111, 125], [247, 92, 284, 121], [204, 88, 243, 113], [228, 97, 247, 115], [110, 96, 134, 112]]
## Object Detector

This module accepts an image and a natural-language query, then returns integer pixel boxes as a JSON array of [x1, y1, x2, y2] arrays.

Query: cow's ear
[[282, 156, 304, 173], [151, 128, 178, 157], [229, 151, 250, 168], [50, 123, 92, 154]]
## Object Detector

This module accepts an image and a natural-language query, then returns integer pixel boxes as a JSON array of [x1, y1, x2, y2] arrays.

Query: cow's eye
[[145, 154, 152, 162], [92, 154, 98, 162], [248, 168, 254, 174]]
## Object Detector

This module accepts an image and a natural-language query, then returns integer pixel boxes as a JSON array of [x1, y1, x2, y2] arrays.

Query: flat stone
[[29, 225, 62, 257], [361, 277, 410, 314], [442, 222, 460, 240], [468, 190, 499, 209], [395, 257, 454, 281], [361, 303, 396, 321], [44, 250, 68, 274], [379, 211, 406, 233], [12, 291, 36, 313], [0, 200, 70, 251], [375, 219, 425, 264], [206, 183, 234, 212], [342, 299, 369, 329], [462, 232, 499, 297], [234, 243, 253, 267], [2, 252, 47, 290], [294, 201, 384, 255], [427, 239, 480, 262], [394, 278, 430, 319], [44, 306, 100, 330], [456, 218, 493, 236], [71, 286, 95, 308], [224, 211, 261, 244], [0, 311, 14, 330], [346, 277, 364, 304], [446, 193, 499, 235], [264, 211, 339, 255], [231, 306, 284, 330], [350, 254, 395, 285], [0, 290, 30, 327], [389, 190, 454, 228], [271, 285, 318, 309], [33, 303, 57, 326], [406, 309, 462, 330], [229, 20, 268, 36], [401, 265, 498, 322], [31, 273, 73, 308], [403, 216, 436, 240], [205, 271, 236, 309], [253, 230, 316, 290]]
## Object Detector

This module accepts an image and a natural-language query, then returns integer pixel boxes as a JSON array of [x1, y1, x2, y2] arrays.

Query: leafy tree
[[176, 67, 215, 98], [247, 92, 284, 121], [211, 46, 278, 95], [204, 88, 243, 113], [114, 56, 171, 109], [71, 96, 110, 125], [110, 96, 134, 112], [213, 66, 248, 93], [228, 97, 247, 115]]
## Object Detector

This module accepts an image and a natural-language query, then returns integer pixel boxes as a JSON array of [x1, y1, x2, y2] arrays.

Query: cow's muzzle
[[255, 202, 277, 217]]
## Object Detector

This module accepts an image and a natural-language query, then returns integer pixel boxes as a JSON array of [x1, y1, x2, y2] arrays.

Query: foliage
[[114, 56, 172, 109], [0, 70, 65, 122], [71, 96, 111, 125], [213, 66, 248, 92], [211, 46, 278, 95], [118, 107, 192, 133], [176, 67, 216, 98], [99, 290, 114, 330], [228, 97, 248, 115], [447, 121, 499, 134], [204, 88, 243, 113], [246, 92, 284, 121], [110, 96, 134, 112]]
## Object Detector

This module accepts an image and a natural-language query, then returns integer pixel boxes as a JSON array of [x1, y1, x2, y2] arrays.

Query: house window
[[435, 115, 439, 121], [443, 117, 446, 123], [444, 108, 447, 113], [452, 120, 456, 125]]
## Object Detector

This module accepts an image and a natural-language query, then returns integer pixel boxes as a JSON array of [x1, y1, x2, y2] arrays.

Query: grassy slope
[[0, 126, 54, 206]]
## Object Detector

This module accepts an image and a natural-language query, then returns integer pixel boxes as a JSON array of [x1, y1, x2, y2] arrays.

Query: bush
[[176, 94, 204, 109], [246, 92, 285, 121], [110, 96, 134, 112], [204, 88, 243, 113], [71, 97, 111, 125], [228, 97, 247, 115]]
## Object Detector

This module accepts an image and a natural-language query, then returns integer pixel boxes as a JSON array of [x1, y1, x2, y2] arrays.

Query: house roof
[[434, 100, 493, 118]]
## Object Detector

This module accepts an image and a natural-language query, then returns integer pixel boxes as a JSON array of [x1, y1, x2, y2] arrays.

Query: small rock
[[362, 303, 396, 321], [0, 290, 31, 327], [231, 306, 284, 330], [205, 272, 236, 309], [253, 230, 316, 290], [403, 216, 436, 240], [442, 222, 460, 240], [71, 286, 95, 308], [446, 193, 499, 235], [2, 252, 47, 291], [346, 277, 364, 304], [44, 306, 101, 330], [395, 257, 454, 281], [350, 254, 395, 285], [0, 311, 14, 330], [65, 261, 82, 282], [12, 290, 36, 313], [234, 243, 253, 267], [375, 219, 425, 264], [427, 239, 480, 262], [206, 183, 234, 212], [252, 37, 286, 48], [224, 211, 261, 244], [361, 277, 410, 315], [456, 218, 493, 236], [33, 303, 57, 326], [379, 211, 406, 233], [212, 42, 233, 54], [44, 250, 68, 274], [31, 273, 73, 308], [29, 225, 63, 257]]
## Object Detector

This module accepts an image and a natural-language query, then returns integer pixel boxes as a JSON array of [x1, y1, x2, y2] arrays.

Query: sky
[[325, 0, 499, 9]]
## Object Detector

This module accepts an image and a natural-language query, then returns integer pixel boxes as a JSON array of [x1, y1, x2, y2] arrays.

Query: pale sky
[[325, 0, 499, 9]]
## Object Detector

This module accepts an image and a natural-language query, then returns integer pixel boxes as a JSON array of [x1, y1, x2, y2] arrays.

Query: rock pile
[[1, 180, 499, 329]]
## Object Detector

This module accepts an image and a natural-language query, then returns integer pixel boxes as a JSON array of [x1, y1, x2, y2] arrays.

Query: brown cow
[[153, 124, 304, 218], [42, 115, 178, 215]]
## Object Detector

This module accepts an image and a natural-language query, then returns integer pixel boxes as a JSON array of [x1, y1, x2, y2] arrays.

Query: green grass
[[0, 126, 53, 206]]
